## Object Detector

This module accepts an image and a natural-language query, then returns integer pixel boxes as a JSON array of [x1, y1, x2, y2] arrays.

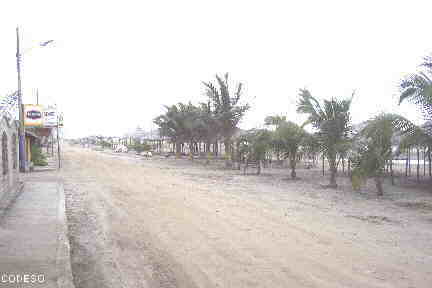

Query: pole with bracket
[[57, 114, 61, 169], [16, 27, 26, 172]]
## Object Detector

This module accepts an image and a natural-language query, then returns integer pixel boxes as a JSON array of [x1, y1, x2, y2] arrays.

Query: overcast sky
[[1, 0, 431, 138]]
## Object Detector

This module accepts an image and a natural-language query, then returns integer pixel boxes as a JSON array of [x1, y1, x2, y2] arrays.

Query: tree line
[[153, 73, 250, 165], [154, 55, 432, 196]]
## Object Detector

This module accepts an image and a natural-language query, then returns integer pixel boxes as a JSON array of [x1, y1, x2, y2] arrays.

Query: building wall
[[0, 117, 20, 199]]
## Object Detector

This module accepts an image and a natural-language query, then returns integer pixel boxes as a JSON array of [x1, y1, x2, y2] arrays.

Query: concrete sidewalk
[[0, 172, 74, 288]]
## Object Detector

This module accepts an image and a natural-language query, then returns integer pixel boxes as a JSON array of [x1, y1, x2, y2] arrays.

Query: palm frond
[[399, 56, 432, 123]]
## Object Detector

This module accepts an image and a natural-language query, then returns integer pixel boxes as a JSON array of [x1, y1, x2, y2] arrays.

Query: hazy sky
[[1, 0, 431, 138]]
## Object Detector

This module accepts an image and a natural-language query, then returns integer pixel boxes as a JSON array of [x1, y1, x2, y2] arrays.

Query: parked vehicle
[[142, 151, 153, 158], [114, 145, 128, 153]]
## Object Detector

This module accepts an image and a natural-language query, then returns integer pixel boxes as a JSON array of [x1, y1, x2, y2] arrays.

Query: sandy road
[[62, 145, 432, 288]]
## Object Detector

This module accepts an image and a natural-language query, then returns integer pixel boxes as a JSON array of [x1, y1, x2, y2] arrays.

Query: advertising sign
[[43, 108, 57, 127], [24, 105, 62, 127], [24, 105, 43, 127]]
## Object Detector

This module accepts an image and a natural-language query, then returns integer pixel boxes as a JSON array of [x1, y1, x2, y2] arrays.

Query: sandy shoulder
[[63, 146, 432, 288]]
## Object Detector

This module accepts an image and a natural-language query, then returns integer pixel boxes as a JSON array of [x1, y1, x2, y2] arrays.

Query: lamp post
[[57, 112, 63, 169], [15, 27, 54, 172], [16, 27, 25, 172]]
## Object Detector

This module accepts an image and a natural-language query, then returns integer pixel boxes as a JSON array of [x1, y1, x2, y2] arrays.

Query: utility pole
[[36, 88, 39, 105], [57, 114, 61, 169], [57, 120, 61, 169], [16, 27, 26, 172]]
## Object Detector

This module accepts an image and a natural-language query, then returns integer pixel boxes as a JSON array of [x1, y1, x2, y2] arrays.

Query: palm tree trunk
[[189, 142, 194, 161], [348, 159, 351, 176], [405, 151, 409, 177], [290, 155, 296, 179], [235, 141, 241, 170], [231, 145, 236, 169], [390, 158, 394, 185], [328, 156, 338, 188], [175, 141, 181, 158], [322, 154, 325, 176], [204, 141, 211, 164], [408, 146, 411, 176], [224, 139, 232, 168], [417, 147, 420, 183], [428, 146, 431, 177], [256, 160, 261, 175], [374, 176, 384, 196]]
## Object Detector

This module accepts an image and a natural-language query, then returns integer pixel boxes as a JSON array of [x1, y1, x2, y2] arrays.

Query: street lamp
[[16, 27, 54, 172]]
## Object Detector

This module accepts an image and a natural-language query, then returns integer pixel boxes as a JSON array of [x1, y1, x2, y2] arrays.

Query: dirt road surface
[[62, 145, 432, 288]]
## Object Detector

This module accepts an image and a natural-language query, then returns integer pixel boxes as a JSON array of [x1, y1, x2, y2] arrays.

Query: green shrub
[[100, 140, 112, 149], [132, 142, 151, 153], [351, 169, 366, 191], [31, 144, 48, 166]]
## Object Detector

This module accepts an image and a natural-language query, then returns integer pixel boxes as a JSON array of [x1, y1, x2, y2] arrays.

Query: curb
[[56, 181, 76, 288]]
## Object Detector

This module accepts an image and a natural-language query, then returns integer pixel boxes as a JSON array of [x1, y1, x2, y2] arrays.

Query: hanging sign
[[42, 108, 58, 127], [23, 104, 43, 127]]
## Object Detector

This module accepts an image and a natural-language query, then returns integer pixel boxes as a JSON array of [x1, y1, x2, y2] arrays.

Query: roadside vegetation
[[31, 144, 48, 166], [79, 54, 432, 196], [130, 141, 151, 154]]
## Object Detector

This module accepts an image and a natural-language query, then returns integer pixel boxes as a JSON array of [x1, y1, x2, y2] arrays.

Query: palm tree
[[275, 121, 306, 179], [197, 102, 220, 158], [269, 130, 285, 163], [154, 105, 182, 156], [203, 73, 250, 167], [399, 54, 432, 135], [397, 122, 432, 178], [154, 102, 199, 157], [239, 129, 272, 175], [350, 113, 417, 195], [301, 132, 320, 167], [297, 89, 353, 188], [264, 115, 287, 162], [177, 102, 202, 157]]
